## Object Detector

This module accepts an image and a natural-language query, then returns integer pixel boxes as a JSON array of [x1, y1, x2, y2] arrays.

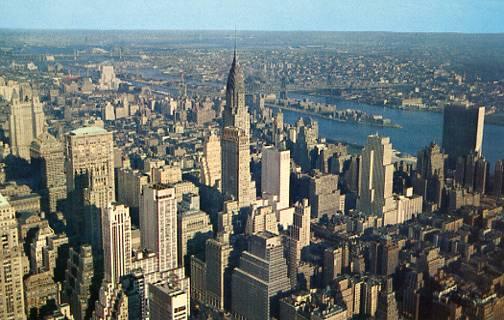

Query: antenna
[[234, 24, 237, 58]]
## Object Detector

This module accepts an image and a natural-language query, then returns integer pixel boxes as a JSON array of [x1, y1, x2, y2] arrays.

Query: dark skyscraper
[[442, 104, 485, 168]]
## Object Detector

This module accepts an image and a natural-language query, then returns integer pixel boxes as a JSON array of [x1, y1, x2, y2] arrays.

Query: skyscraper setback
[[8, 91, 45, 161], [66, 127, 115, 247]]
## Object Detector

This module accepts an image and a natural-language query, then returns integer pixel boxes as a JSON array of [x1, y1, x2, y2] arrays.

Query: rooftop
[[70, 126, 108, 136]]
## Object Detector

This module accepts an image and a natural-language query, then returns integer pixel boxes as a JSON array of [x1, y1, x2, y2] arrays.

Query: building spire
[[233, 25, 237, 64]]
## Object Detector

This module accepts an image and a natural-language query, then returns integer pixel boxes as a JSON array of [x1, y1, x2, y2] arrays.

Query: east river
[[280, 93, 504, 167]]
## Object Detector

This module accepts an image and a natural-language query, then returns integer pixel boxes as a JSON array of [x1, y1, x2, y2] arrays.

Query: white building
[[261, 146, 291, 210], [103, 203, 132, 284], [140, 185, 178, 272]]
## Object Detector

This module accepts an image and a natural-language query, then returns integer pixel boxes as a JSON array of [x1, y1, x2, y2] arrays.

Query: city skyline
[[1, 0, 503, 33]]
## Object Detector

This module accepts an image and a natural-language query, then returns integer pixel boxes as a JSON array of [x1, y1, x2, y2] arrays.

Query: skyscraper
[[140, 185, 178, 272], [0, 194, 26, 320], [223, 50, 250, 137], [494, 160, 504, 198], [261, 146, 290, 210], [66, 127, 115, 247], [231, 232, 291, 320], [103, 203, 132, 285], [221, 127, 253, 208], [221, 51, 254, 208], [8, 91, 45, 161], [413, 143, 446, 209], [63, 245, 95, 320], [358, 135, 396, 217], [442, 104, 485, 168], [30, 132, 67, 213]]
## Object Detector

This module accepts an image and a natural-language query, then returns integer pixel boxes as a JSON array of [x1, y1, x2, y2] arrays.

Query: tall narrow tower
[[0, 194, 26, 320], [223, 50, 250, 137], [103, 203, 132, 285], [221, 50, 254, 207], [140, 185, 178, 272], [358, 135, 396, 216]]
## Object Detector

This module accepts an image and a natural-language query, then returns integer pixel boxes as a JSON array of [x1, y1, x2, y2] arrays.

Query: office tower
[[148, 283, 188, 320], [494, 160, 504, 197], [121, 271, 146, 320], [272, 111, 285, 148], [362, 278, 380, 317], [231, 232, 291, 320], [63, 245, 95, 320], [116, 169, 149, 212], [221, 126, 253, 208], [177, 194, 212, 268], [103, 203, 132, 285], [413, 143, 445, 209], [93, 281, 129, 320], [30, 132, 67, 213], [261, 146, 290, 210], [323, 247, 343, 286], [401, 270, 424, 320], [0, 194, 26, 320], [286, 200, 310, 288], [140, 185, 178, 272], [66, 127, 114, 247], [195, 209, 235, 311], [8, 91, 45, 161], [99, 65, 120, 90], [358, 135, 397, 217], [200, 131, 222, 189], [223, 50, 250, 137], [294, 118, 319, 172], [442, 104, 485, 168], [455, 152, 489, 194], [376, 278, 399, 320], [309, 172, 345, 220]]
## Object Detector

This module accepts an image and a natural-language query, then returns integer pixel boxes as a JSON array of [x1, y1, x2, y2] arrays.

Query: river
[[280, 93, 504, 167]]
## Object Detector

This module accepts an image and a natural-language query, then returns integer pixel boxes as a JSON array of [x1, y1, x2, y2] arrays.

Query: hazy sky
[[1, 0, 503, 33]]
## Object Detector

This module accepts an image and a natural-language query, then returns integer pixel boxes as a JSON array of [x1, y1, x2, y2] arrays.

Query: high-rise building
[[494, 160, 504, 198], [140, 185, 178, 272], [309, 172, 345, 220], [200, 131, 222, 189], [99, 65, 120, 90], [0, 194, 26, 320], [148, 284, 188, 320], [455, 152, 489, 194], [8, 91, 45, 161], [177, 194, 213, 268], [221, 127, 253, 208], [261, 146, 290, 210], [413, 143, 446, 209], [103, 203, 132, 285], [442, 104, 485, 168], [231, 232, 291, 320], [66, 127, 115, 247], [358, 135, 396, 218], [63, 245, 95, 320], [223, 50, 250, 137], [293, 118, 319, 172], [93, 281, 129, 320], [30, 132, 67, 213]]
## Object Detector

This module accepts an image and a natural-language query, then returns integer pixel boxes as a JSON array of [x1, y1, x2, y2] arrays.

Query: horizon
[[1, 0, 503, 33]]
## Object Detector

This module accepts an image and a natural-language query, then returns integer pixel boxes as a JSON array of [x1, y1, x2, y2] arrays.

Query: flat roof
[[70, 126, 108, 136]]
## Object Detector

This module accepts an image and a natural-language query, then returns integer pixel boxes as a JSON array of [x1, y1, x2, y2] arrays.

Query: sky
[[1, 0, 503, 33]]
